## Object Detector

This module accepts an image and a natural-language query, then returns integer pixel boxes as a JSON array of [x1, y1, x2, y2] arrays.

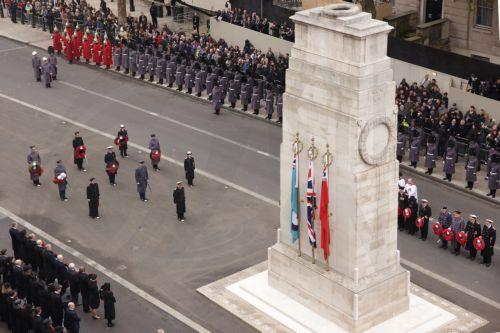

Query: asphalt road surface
[[0, 37, 499, 332]]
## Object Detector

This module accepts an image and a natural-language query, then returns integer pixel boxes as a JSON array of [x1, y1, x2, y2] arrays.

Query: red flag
[[320, 167, 330, 260]]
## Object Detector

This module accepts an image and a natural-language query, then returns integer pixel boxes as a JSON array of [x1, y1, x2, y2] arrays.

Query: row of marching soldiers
[[51, 28, 284, 123], [398, 188, 496, 267]]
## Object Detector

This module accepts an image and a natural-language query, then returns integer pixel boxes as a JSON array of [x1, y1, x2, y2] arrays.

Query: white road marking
[[0, 206, 211, 333], [257, 150, 271, 157], [0, 46, 27, 53], [0, 92, 280, 208], [58, 81, 280, 161], [401, 258, 500, 310]]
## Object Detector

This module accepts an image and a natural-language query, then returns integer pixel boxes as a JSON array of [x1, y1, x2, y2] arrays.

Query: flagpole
[[308, 137, 318, 264], [293, 132, 303, 257], [323, 144, 333, 272]]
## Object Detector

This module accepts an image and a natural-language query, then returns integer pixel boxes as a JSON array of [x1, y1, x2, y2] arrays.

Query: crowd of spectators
[[396, 75, 499, 155], [467, 74, 500, 101], [215, 5, 295, 42], [0, 223, 116, 332]]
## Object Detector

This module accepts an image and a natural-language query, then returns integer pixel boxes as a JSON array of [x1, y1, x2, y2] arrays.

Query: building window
[[475, 0, 493, 27]]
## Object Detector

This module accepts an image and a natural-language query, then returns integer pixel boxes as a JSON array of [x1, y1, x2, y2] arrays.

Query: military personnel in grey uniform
[[121, 42, 129, 74], [212, 79, 222, 115], [129, 45, 138, 77], [240, 76, 249, 111], [54, 160, 68, 201], [276, 87, 283, 124], [234, 72, 242, 99], [41, 57, 52, 88], [206, 69, 215, 100], [443, 140, 457, 182], [184, 65, 194, 94], [265, 84, 274, 120], [176, 60, 186, 91], [486, 145, 499, 180], [396, 126, 406, 163], [167, 57, 177, 88], [465, 148, 478, 190], [195, 67, 203, 97], [424, 135, 437, 175], [156, 52, 167, 85], [138, 48, 147, 80], [486, 154, 499, 198], [48, 48, 58, 80], [200, 64, 207, 90], [135, 161, 149, 202], [27, 146, 42, 186], [409, 129, 421, 168], [148, 134, 161, 171], [32, 51, 42, 82], [148, 49, 157, 82], [220, 71, 229, 104], [251, 82, 260, 115], [228, 79, 237, 108], [467, 137, 480, 171], [113, 44, 122, 72]]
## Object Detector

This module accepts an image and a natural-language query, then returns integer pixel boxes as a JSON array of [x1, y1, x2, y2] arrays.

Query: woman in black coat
[[100, 282, 116, 327], [88, 274, 100, 319]]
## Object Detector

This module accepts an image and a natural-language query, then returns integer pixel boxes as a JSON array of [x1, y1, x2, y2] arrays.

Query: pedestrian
[[437, 206, 452, 249], [88, 274, 100, 319], [228, 78, 237, 108], [485, 145, 499, 180], [86, 178, 100, 219], [48, 285, 63, 326], [150, 2, 158, 28], [41, 57, 52, 88], [53, 160, 68, 202], [192, 12, 200, 33], [121, 40, 129, 74], [409, 129, 420, 168], [276, 88, 283, 124], [100, 282, 116, 328], [32, 51, 41, 82], [135, 161, 149, 202], [450, 210, 465, 255], [63, 302, 80, 333], [486, 154, 499, 198], [113, 42, 122, 72], [148, 48, 156, 82], [52, 27, 62, 54], [104, 147, 119, 186], [173, 181, 186, 222], [156, 52, 166, 85], [424, 134, 437, 175], [115, 125, 129, 158], [149, 134, 161, 171], [176, 59, 186, 91], [480, 219, 496, 267], [129, 44, 138, 77], [465, 148, 478, 190], [418, 199, 431, 241], [78, 267, 90, 313], [407, 196, 418, 235], [184, 151, 195, 186], [404, 178, 418, 200], [165, 0, 172, 16], [397, 186, 408, 231], [251, 81, 260, 115], [464, 215, 481, 261], [72, 131, 86, 172], [67, 263, 80, 305], [9, 223, 20, 259], [442, 140, 456, 182], [27, 145, 42, 186], [265, 84, 274, 120]]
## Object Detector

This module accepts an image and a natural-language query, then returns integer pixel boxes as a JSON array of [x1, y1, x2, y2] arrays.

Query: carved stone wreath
[[358, 116, 396, 165]]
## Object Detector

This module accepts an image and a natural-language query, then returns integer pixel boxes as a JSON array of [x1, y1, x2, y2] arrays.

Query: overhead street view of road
[[0, 35, 499, 333]]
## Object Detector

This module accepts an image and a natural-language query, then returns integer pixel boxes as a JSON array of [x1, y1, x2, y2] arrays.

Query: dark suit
[[64, 308, 80, 333]]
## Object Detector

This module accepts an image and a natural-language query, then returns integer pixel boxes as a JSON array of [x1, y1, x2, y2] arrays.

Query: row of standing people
[[397, 186, 496, 267], [3, 223, 116, 332], [397, 127, 499, 197], [27, 127, 193, 222]]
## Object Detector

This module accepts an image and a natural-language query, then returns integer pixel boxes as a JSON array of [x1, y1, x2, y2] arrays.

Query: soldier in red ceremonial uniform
[[63, 35, 74, 64], [72, 33, 81, 61], [104, 146, 119, 186], [102, 35, 113, 69], [83, 33, 92, 64], [92, 35, 102, 66], [75, 24, 83, 45], [65, 22, 74, 40], [115, 125, 129, 158], [72, 131, 86, 172], [52, 27, 62, 54]]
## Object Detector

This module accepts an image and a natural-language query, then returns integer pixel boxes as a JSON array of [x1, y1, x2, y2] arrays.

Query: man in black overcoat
[[173, 181, 186, 222]]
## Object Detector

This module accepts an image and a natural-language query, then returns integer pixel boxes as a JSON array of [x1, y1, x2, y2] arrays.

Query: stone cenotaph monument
[[199, 3, 486, 333], [267, 3, 408, 332]]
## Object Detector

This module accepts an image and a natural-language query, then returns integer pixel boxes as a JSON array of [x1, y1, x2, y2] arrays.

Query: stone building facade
[[395, 0, 500, 63]]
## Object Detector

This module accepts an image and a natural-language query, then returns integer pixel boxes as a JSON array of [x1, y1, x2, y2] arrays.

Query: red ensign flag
[[319, 167, 330, 260]]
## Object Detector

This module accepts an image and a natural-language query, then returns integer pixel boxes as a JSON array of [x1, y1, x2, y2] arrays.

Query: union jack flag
[[306, 160, 317, 247]]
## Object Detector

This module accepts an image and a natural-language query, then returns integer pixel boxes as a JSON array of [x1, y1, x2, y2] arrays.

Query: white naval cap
[[42, 57, 47, 61], [32, 51, 37, 56], [187, 151, 192, 155], [120, 124, 125, 128], [470, 214, 477, 219], [107, 146, 113, 149]]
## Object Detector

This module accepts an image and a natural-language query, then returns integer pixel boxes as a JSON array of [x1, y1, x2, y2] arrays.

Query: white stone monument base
[[198, 262, 488, 333]]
